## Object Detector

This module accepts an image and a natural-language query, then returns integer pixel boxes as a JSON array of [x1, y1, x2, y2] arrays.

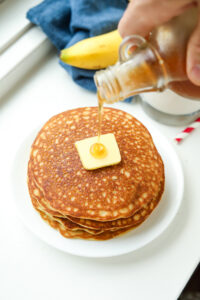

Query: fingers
[[118, 1, 154, 38], [187, 8, 200, 85], [118, 0, 197, 38]]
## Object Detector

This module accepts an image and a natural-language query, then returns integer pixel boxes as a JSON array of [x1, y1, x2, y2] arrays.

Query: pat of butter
[[75, 133, 121, 170]]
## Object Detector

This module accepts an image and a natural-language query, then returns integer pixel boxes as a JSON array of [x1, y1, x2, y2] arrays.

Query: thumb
[[187, 12, 200, 86]]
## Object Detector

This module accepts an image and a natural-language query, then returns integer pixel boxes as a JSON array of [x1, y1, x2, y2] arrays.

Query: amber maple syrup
[[90, 93, 107, 159]]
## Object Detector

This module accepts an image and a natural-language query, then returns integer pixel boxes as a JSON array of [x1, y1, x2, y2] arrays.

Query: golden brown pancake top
[[29, 107, 164, 221]]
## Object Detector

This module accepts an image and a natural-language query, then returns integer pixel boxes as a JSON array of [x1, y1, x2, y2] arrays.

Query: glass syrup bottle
[[94, 7, 200, 106]]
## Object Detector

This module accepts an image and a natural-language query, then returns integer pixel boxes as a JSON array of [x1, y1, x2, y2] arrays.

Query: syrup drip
[[98, 92, 104, 141], [90, 93, 107, 159], [90, 142, 107, 159]]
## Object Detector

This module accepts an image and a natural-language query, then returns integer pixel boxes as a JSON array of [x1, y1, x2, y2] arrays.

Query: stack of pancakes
[[27, 107, 164, 240]]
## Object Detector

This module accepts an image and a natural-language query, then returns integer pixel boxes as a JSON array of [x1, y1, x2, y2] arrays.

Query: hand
[[118, 0, 200, 86]]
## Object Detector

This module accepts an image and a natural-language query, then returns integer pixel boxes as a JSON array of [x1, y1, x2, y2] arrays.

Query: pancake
[[66, 178, 164, 230], [28, 174, 104, 235], [29, 166, 164, 233], [39, 210, 143, 241], [29, 107, 164, 222], [28, 163, 164, 232], [27, 106, 165, 240], [29, 174, 141, 239]]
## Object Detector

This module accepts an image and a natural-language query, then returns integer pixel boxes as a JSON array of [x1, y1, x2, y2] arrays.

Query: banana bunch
[[60, 30, 122, 70]]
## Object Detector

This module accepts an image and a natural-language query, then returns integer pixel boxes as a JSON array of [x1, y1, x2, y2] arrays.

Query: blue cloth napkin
[[27, 0, 128, 94]]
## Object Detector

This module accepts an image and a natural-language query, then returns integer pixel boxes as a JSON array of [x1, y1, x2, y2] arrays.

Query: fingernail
[[190, 64, 200, 85]]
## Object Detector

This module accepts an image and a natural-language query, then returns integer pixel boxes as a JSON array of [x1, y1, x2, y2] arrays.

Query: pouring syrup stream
[[90, 93, 107, 159]]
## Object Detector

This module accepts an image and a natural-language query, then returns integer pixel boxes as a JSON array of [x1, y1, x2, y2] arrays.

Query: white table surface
[[0, 49, 200, 300]]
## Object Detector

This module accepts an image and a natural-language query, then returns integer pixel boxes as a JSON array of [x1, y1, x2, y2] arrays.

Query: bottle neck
[[94, 43, 168, 104]]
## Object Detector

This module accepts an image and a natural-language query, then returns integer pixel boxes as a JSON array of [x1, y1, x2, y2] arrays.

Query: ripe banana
[[60, 30, 122, 70]]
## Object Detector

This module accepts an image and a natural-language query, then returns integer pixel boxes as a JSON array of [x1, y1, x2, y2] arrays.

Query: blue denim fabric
[[27, 0, 129, 95]]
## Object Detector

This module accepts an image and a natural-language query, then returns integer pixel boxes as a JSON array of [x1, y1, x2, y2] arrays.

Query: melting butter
[[75, 133, 121, 170]]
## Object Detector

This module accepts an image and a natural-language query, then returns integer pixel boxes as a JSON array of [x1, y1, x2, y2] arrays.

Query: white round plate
[[11, 120, 184, 258]]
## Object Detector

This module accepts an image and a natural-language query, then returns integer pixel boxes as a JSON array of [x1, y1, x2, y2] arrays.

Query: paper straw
[[174, 117, 200, 143]]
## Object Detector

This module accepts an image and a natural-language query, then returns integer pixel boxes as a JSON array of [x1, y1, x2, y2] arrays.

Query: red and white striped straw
[[174, 117, 200, 143]]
